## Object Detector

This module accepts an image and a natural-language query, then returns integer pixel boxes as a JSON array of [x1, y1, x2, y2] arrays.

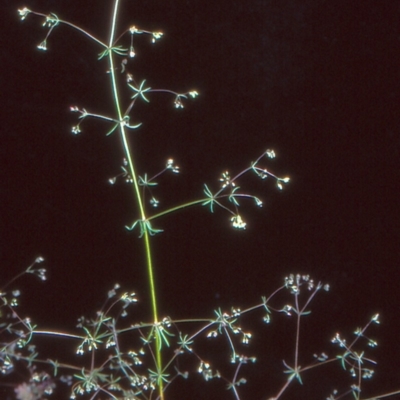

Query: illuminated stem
[[108, 1, 163, 398]]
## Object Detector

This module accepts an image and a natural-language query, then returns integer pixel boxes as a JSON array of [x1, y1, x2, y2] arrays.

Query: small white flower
[[152, 32, 163, 43], [277, 177, 290, 190], [18, 7, 31, 20], [166, 159, 180, 173], [71, 126, 81, 135], [231, 215, 246, 229], [174, 97, 184, 108], [266, 149, 276, 159], [189, 90, 199, 98], [37, 40, 47, 51], [254, 197, 263, 207], [242, 332, 252, 344], [150, 197, 159, 207], [76, 347, 84, 355], [36, 268, 47, 281], [220, 171, 235, 188]]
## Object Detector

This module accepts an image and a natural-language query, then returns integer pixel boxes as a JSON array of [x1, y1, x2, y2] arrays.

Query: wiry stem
[[108, 1, 163, 398]]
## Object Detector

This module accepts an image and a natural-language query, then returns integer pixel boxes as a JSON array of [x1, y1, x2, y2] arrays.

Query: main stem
[[108, 1, 164, 398]]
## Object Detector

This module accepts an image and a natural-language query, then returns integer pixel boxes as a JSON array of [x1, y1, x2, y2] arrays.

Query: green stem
[[108, 1, 163, 398], [146, 193, 251, 222], [148, 198, 207, 221], [28, 11, 107, 49]]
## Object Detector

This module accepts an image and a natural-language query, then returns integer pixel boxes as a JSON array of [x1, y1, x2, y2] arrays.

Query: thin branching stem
[[27, 10, 107, 48], [108, 1, 163, 398]]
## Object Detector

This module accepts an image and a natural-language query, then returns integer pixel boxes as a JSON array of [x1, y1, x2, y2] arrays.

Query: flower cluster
[[18, 7, 31, 20], [231, 214, 246, 229]]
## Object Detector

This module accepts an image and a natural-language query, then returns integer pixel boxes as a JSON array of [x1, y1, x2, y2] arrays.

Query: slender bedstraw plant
[[15, 2, 288, 398], [1, 1, 399, 399]]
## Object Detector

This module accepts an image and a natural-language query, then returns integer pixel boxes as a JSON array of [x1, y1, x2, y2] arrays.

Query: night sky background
[[2, 1, 400, 399]]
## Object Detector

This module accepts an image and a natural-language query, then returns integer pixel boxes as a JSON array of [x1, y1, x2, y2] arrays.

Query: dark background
[[2, 1, 400, 399]]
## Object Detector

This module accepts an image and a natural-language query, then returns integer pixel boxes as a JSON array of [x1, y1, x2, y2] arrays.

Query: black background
[[2, 1, 400, 399]]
